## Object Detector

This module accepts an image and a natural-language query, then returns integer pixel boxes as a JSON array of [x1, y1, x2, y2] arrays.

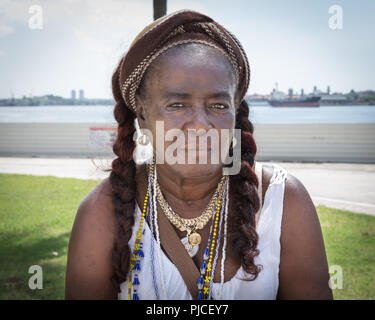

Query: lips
[[182, 145, 212, 151]]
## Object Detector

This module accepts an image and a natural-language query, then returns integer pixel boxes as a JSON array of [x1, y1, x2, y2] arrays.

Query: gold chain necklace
[[154, 169, 227, 257]]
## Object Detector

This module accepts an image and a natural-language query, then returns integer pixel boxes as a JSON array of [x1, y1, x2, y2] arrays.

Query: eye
[[209, 103, 229, 111], [166, 103, 187, 111]]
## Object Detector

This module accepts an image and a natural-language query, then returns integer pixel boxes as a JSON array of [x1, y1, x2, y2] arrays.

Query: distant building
[[327, 85, 330, 95], [288, 88, 293, 97], [313, 86, 323, 96], [301, 89, 304, 96], [270, 88, 286, 101], [269, 82, 286, 101], [71, 90, 76, 100], [246, 94, 268, 103], [320, 94, 349, 105], [79, 89, 85, 100]]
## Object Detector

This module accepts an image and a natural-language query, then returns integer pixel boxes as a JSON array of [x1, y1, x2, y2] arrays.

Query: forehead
[[143, 44, 237, 97]]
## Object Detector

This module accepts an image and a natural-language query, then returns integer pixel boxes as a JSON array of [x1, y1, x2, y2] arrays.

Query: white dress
[[118, 162, 288, 300]]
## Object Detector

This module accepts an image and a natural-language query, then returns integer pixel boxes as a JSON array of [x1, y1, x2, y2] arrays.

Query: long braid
[[109, 57, 138, 292], [227, 99, 262, 280]]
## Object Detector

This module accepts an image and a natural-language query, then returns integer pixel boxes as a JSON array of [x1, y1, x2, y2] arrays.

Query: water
[[0, 105, 115, 123], [0, 105, 374, 124], [249, 105, 375, 124]]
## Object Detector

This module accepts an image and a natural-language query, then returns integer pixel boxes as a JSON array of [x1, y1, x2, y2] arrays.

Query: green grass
[[0, 173, 374, 300], [318, 206, 375, 299], [0, 173, 100, 300]]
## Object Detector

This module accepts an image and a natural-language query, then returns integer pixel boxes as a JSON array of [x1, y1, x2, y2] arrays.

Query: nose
[[186, 105, 213, 133]]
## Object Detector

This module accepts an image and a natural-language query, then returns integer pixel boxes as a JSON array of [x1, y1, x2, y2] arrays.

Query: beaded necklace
[[128, 186, 149, 300], [196, 205, 215, 299], [208, 183, 227, 299], [151, 163, 168, 299], [197, 176, 228, 300], [147, 166, 160, 299], [128, 162, 229, 300], [218, 178, 230, 300]]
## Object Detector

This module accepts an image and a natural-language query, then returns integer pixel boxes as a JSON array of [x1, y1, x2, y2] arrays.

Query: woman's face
[[136, 43, 238, 179]]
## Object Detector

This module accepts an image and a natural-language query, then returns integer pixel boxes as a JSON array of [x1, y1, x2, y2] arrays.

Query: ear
[[234, 91, 241, 114], [135, 94, 146, 126]]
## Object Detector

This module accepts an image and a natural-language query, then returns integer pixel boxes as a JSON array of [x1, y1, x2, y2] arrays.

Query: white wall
[[0, 122, 374, 162], [254, 123, 375, 163], [0, 123, 116, 157]]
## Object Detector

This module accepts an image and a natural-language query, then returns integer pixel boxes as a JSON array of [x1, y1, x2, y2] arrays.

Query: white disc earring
[[232, 136, 237, 148], [133, 118, 153, 165]]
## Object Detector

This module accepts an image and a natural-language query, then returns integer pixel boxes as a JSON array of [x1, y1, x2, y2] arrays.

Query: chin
[[168, 163, 222, 179]]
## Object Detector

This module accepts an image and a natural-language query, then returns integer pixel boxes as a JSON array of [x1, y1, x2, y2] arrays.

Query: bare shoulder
[[65, 177, 117, 299], [282, 171, 323, 239], [80, 176, 113, 208], [276, 168, 332, 299], [76, 177, 116, 233], [261, 163, 318, 222]]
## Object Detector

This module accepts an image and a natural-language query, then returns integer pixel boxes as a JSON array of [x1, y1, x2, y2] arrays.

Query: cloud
[[0, 0, 210, 98], [167, 1, 208, 15], [0, 0, 29, 22], [67, 0, 153, 57], [0, 0, 209, 53], [0, 23, 14, 37]]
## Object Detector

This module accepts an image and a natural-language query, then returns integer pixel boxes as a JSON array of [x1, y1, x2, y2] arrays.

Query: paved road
[[271, 161, 375, 216], [0, 157, 374, 216], [0, 157, 112, 180]]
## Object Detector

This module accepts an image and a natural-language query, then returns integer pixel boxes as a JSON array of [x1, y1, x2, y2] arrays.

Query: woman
[[65, 10, 333, 300]]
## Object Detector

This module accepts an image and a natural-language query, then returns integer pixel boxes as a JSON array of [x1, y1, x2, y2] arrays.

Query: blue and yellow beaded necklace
[[128, 165, 228, 300]]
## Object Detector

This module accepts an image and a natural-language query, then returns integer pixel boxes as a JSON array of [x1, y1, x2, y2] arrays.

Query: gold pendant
[[188, 232, 201, 246], [181, 236, 199, 257]]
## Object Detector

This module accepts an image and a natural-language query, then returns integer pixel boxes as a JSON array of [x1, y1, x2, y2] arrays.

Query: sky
[[0, 0, 374, 99]]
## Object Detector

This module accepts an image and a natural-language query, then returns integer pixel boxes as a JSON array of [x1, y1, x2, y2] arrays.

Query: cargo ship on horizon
[[268, 82, 321, 107], [268, 96, 321, 107]]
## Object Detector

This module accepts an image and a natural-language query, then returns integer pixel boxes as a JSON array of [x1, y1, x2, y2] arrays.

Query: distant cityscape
[[0, 85, 374, 107], [0, 89, 115, 106], [246, 84, 375, 107]]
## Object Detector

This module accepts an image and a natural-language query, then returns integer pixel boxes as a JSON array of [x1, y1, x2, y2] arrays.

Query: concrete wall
[[0, 123, 116, 157], [253, 123, 375, 163], [0, 122, 374, 162]]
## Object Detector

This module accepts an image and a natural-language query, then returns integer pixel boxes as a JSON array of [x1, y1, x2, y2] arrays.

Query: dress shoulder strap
[[255, 163, 288, 236], [269, 164, 288, 187]]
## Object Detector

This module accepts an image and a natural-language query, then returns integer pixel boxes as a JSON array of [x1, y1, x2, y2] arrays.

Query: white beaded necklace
[[152, 165, 168, 299], [218, 177, 229, 299], [149, 163, 229, 300]]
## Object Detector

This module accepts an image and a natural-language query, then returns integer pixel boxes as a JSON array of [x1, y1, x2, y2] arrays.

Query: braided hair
[[228, 99, 262, 279], [110, 60, 138, 291]]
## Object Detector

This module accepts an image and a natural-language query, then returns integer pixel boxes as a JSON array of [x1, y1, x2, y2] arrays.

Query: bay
[[0, 104, 374, 124]]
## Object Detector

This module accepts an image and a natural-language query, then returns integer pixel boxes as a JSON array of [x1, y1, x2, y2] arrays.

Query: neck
[[154, 164, 223, 219]]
